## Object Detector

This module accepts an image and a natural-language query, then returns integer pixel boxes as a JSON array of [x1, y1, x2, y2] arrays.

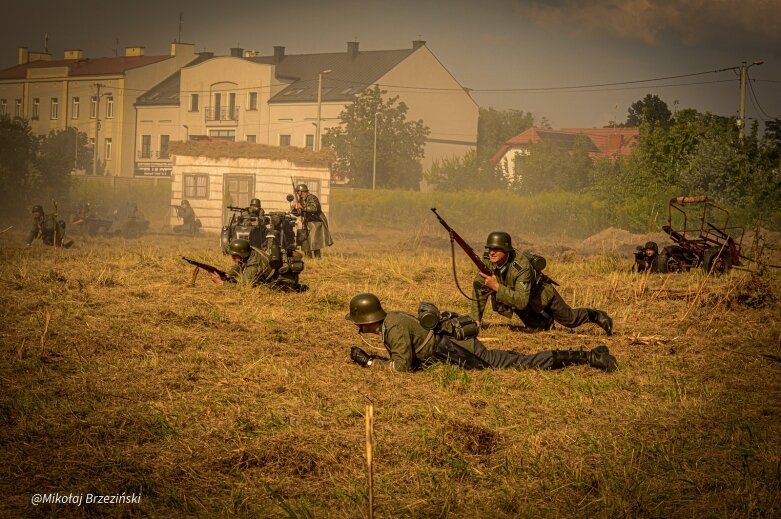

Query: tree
[[511, 135, 592, 195], [0, 116, 37, 215], [476, 107, 535, 166], [626, 94, 672, 129], [36, 127, 91, 201], [322, 86, 429, 190]]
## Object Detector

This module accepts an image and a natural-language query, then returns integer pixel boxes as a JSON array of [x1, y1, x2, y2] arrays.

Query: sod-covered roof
[[169, 140, 334, 167]]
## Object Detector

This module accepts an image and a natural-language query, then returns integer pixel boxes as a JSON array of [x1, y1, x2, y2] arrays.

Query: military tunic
[[375, 311, 558, 372], [26, 214, 65, 246], [470, 251, 593, 330], [225, 247, 302, 290], [174, 205, 199, 234], [296, 193, 333, 252]]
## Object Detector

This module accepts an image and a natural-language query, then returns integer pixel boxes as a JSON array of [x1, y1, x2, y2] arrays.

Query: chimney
[[18, 46, 28, 64], [124, 46, 145, 57], [28, 52, 52, 62], [347, 41, 359, 59], [243, 50, 260, 58], [64, 49, 84, 60], [170, 41, 194, 56], [412, 40, 426, 50], [230, 47, 243, 58], [273, 45, 285, 64]]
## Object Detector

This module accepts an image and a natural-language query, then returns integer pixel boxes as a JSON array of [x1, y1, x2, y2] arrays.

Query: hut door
[[223, 175, 254, 226]]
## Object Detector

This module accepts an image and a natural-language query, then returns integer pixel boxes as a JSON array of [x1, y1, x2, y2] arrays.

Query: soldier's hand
[[478, 272, 499, 292], [350, 346, 373, 367], [210, 272, 225, 285]]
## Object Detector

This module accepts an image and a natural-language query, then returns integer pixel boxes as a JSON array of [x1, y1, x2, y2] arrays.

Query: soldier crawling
[[346, 293, 617, 372], [210, 238, 307, 292], [471, 231, 613, 335]]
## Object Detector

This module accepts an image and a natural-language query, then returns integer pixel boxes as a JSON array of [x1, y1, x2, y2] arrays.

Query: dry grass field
[[1, 221, 780, 518]]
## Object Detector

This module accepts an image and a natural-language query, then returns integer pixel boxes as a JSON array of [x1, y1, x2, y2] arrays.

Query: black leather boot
[[588, 309, 613, 336], [551, 345, 618, 372]]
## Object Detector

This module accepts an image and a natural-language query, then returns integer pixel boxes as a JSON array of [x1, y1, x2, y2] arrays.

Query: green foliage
[[323, 86, 429, 190], [476, 107, 535, 166], [512, 136, 592, 195], [0, 118, 91, 216], [425, 150, 506, 192], [626, 94, 672, 129], [331, 188, 609, 238]]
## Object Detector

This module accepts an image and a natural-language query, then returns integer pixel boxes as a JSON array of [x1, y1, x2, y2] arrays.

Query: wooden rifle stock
[[431, 208, 492, 276], [181, 257, 229, 280]]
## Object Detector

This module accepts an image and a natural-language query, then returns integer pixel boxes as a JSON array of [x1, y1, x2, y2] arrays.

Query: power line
[[746, 73, 776, 120]]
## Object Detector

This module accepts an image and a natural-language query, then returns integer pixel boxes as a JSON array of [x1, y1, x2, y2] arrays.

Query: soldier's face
[[487, 247, 508, 265], [645, 249, 656, 257], [357, 322, 380, 335], [230, 254, 243, 265]]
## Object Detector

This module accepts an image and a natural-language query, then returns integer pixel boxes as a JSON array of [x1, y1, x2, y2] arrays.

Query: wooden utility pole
[[738, 60, 764, 141], [92, 83, 102, 176]]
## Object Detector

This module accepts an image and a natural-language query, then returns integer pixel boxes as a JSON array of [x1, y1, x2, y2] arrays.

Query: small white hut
[[169, 141, 333, 233]]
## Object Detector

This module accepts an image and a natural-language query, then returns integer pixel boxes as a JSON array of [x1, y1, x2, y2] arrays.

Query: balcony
[[205, 106, 239, 124]]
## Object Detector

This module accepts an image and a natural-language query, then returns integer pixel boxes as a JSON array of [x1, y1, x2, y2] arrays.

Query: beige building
[[0, 42, 197, 177], [135, 41, 478, 179], [168, 141, 332, 232]]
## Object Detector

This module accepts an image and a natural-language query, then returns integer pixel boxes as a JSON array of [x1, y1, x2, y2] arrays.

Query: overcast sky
[[3, 0, 779, 129]]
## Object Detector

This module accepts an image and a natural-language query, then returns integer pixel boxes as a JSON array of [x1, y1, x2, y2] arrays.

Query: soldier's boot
[[313, 249, 322, 259], [551, 345, 618, 372], [587, 308, 613, 336]]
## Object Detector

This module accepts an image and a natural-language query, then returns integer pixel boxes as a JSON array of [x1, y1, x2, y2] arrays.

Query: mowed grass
[[0, 225, 780, 518]]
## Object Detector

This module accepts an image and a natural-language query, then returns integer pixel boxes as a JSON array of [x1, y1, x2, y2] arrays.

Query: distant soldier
[[210, 238, 307, 292], [471, 231, 613, 335], [239, 198, 265, 226], [173, 199, 201, 235], [634, 241, 664, 273], [109, 202, 149, 238], [292, 184, 332, 258], [26, 205, 73, 248], [346, 293, 617, 372]]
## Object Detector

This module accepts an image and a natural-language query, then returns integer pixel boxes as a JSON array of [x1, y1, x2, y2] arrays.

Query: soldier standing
[[26, 205, 73, 248], [471, 231, 613, 335], [210, 238, 306, 291], [346, 293, 617, 372], [292, 184, 332, 258]]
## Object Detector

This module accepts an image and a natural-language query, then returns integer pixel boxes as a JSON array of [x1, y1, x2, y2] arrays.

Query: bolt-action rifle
[[431, 208, 492, 299], [181, 257, 228, 281]]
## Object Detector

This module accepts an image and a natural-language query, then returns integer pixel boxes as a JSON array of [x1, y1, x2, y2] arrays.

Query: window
[[228, 93, 237, 119], [190, 93, 199, 112], [159, 134, 170, 159], [246, 134, 256, 143], [140, 135, 151, 158], [32, 98, 40, 119], [305, 134, 314, 150], [208, 129, 235, 141], [247, 92, 257, 110], [72, 97, 79, 119], [0, 99, 6, 117], [105, 138, 112, 160], [279, 134, 291, 146], [50, 98, 59, 119], [105, 96, 114, 118], [184, 174, 209, 198], [15, 99, 22, 117], [90, 97, 97, 118]]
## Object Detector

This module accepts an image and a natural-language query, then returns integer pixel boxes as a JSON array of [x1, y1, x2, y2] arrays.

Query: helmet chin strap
[[359, 330, 386, 352]]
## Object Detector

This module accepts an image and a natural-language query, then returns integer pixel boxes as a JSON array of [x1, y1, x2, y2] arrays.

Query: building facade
[[134, 41, 479, 180], [0, 42, 197, 177]]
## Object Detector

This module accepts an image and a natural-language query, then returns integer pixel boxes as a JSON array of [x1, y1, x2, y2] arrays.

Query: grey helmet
[[484, 231, 513, 252], [345, 293, 387, 325], [228, 238, 252, 258]]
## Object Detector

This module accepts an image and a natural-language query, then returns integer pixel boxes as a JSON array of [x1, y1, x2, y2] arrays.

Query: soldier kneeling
[[346, 293, 617, 372]]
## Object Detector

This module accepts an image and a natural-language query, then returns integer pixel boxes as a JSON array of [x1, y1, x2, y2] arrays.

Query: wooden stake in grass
[[40, 311, 51, 357], [190, 267, 200, 287], [365, 404, 374, 519]]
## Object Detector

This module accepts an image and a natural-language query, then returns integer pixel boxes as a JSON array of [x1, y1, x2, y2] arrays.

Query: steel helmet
[[644, 241, 659, 253], [32, 205, 44, 214], [345, 293, 387, 325], [295, 184, 309, 193], [484, 231, 513, 252], [248, 198, 262, 215], [228, 238, 252, 258], [181, 199, 190, 207]]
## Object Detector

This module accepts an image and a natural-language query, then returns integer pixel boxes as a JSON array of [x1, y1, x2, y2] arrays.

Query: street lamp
[[92, 83, 112, 176], [315, 69, 331, 151], [372, 112, 379, 190]]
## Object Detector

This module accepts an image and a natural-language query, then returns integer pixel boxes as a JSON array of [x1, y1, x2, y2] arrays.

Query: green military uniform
[[294, 191, 333, 255], [26, 207, 72, 247], [471, 250, 611, 333], [376, 311, 564, 372], [174, 201, 200, 235], [225, 246, 303, 291]]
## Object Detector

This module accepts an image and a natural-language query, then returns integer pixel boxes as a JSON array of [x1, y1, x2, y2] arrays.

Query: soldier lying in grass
[[210, 238, 306, 292], [346, 293, 617, 372]]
